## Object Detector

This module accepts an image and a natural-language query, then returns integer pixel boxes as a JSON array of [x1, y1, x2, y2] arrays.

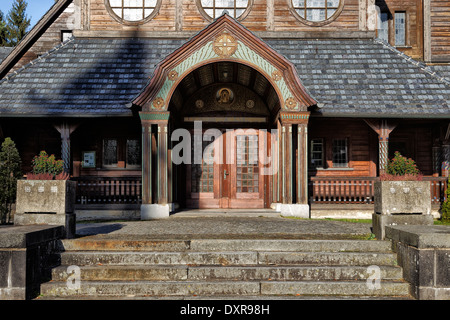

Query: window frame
[[288, 0, 345, 27], [125, 139, 142, 169], [331, 138, 349, 168], [105, 0, 162, 26], [102, 138, 119, 168], [394, 11, 407, 47], [196, 0, 254, 22], [102, 137, 142, 169], [310, 138, 325, 169], [377, 12, 390, 43]]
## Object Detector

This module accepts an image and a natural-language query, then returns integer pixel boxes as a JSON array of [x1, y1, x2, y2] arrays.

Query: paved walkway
[[75, 210, 373, 240]]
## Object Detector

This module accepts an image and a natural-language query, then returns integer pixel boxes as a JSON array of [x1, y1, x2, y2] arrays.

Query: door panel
[[187, 129, 267, 209]]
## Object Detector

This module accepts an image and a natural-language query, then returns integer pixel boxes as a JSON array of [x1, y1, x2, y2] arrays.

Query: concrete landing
[[75, 214, 373, 240]]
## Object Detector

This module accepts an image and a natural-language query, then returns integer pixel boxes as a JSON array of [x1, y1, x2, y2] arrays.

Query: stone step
[[59, 239, 393, 253], [51, 265, 404, 282], [60, 251, 398, 267], [40, 280, 411, 298]]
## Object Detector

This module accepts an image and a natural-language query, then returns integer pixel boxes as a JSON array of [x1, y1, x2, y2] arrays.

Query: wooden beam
[[364, 119, 398, 173], [54, 122, 79, 173]]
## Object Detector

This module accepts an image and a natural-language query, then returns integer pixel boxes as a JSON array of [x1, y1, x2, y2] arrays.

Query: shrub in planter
[[373, 152, 433, 239], [15, 150, 75, 238], [381, 151, 421, 181], [27, 151, 69, 180]]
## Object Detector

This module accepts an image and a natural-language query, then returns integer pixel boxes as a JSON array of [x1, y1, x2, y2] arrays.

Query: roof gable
[[0, 0, 72, 79], [133, 13, 317, 113]]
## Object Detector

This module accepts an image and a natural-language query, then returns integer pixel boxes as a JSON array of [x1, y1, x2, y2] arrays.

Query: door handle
[[223, 170, 229, 180]]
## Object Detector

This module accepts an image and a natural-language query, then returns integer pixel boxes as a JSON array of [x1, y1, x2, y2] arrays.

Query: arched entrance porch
[[133, 13, 317, 219]]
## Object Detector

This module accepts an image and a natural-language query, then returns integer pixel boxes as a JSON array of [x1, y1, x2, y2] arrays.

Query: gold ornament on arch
[[213, 33, 238, 58]]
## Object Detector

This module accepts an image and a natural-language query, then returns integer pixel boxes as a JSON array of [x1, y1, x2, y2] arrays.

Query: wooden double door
[[186, 129, 270, 209]]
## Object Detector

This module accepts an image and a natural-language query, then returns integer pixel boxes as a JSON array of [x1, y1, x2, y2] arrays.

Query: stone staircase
[[39, 238, 412, 299]]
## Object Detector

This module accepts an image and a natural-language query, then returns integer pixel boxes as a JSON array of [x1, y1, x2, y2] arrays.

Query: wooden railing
[[309, 177, 448, 205], [72, 177, 142, 206], [424, 177, 448, 204], [71, 176, 447, 207], [309, 177, 378, 204]]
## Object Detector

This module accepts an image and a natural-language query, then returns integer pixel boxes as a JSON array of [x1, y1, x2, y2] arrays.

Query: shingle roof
[[0, 37, 449, 118], [430, 65, 450, 82], [267, 38, 450, 118]]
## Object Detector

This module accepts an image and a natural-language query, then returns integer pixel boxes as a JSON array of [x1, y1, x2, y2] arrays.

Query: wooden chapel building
[[0, 0, 449, 220]]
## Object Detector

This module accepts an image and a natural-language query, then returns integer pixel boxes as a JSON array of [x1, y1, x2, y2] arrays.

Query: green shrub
[[441, 176, 450, 222], [0, 138, 22, 224], [386, 151, 420, 176]]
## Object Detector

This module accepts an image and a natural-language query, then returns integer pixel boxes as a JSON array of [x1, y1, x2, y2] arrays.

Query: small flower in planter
[[27, 151, 69, 180]]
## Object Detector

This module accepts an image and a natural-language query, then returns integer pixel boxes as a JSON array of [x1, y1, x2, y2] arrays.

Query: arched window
[[197, 0, 253, 22], [289, 0, 344, 26], [105, 0, 161, 24]]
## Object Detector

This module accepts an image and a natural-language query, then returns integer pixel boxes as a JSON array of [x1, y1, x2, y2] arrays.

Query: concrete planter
[[372, 180, 433, 239], [374, 180, 431, 215], [14, 180, 76, 238]]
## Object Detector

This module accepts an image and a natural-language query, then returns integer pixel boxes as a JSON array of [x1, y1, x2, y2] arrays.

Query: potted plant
[[373, 152, 433, 239], [14, 151, 76, 238]]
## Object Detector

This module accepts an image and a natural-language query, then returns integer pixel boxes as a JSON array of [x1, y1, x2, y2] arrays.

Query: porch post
[[297, 123, 308, 204], [54, 122, 78, 173], [441, 143, 450, 177], [139, 112, 171, 220], [364, 119, 397, 174], [141, 123, 152, 205], [278, 112, 310, 218], [157, 122, 169, 205]]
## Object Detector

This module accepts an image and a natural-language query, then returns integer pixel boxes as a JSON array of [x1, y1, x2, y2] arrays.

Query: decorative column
[[297, 123, 308, 205], [54, 122, 78, 173], [278, 111, 310, 218], [139, 112, 171, 220], [365, 119, 397, 174], [441, 142, 450, 177]]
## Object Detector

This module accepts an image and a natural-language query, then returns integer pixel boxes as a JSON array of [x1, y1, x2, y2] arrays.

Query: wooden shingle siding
[[86, 0, 361, 33], [430, 0, 450, 61]]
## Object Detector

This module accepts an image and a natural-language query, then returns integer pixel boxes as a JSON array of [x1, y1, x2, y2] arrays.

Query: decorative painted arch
[[133, 13, 317, 114]]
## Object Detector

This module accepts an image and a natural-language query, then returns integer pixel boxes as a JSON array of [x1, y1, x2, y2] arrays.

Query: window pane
[[293, 0, 305, 7], [103, 139, 118, 166], [107, 0, 158, 22], [310, 139, 324, 168], [395, 12, 406, 46], [332, 139, 348, 168], [145, 0, 157, 6], [124, 0, 143, 7], [202, 0, 213, 6], [296, 8, 305, 18], [126, 139, 141, 166], [124, 8, 142, 21], [307, 8, 325, 21], [110, 0, 122, 7], [306, 0, 325, 7], [327, 8, 336, 18], [378, 12, 389, 42], [200, 0, 249, 19], [327, 0, 339, 7], [236, 0, 248, 7]]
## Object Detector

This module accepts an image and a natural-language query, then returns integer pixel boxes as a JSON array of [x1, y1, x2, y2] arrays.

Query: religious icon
[[217, 88, 234, 104]]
